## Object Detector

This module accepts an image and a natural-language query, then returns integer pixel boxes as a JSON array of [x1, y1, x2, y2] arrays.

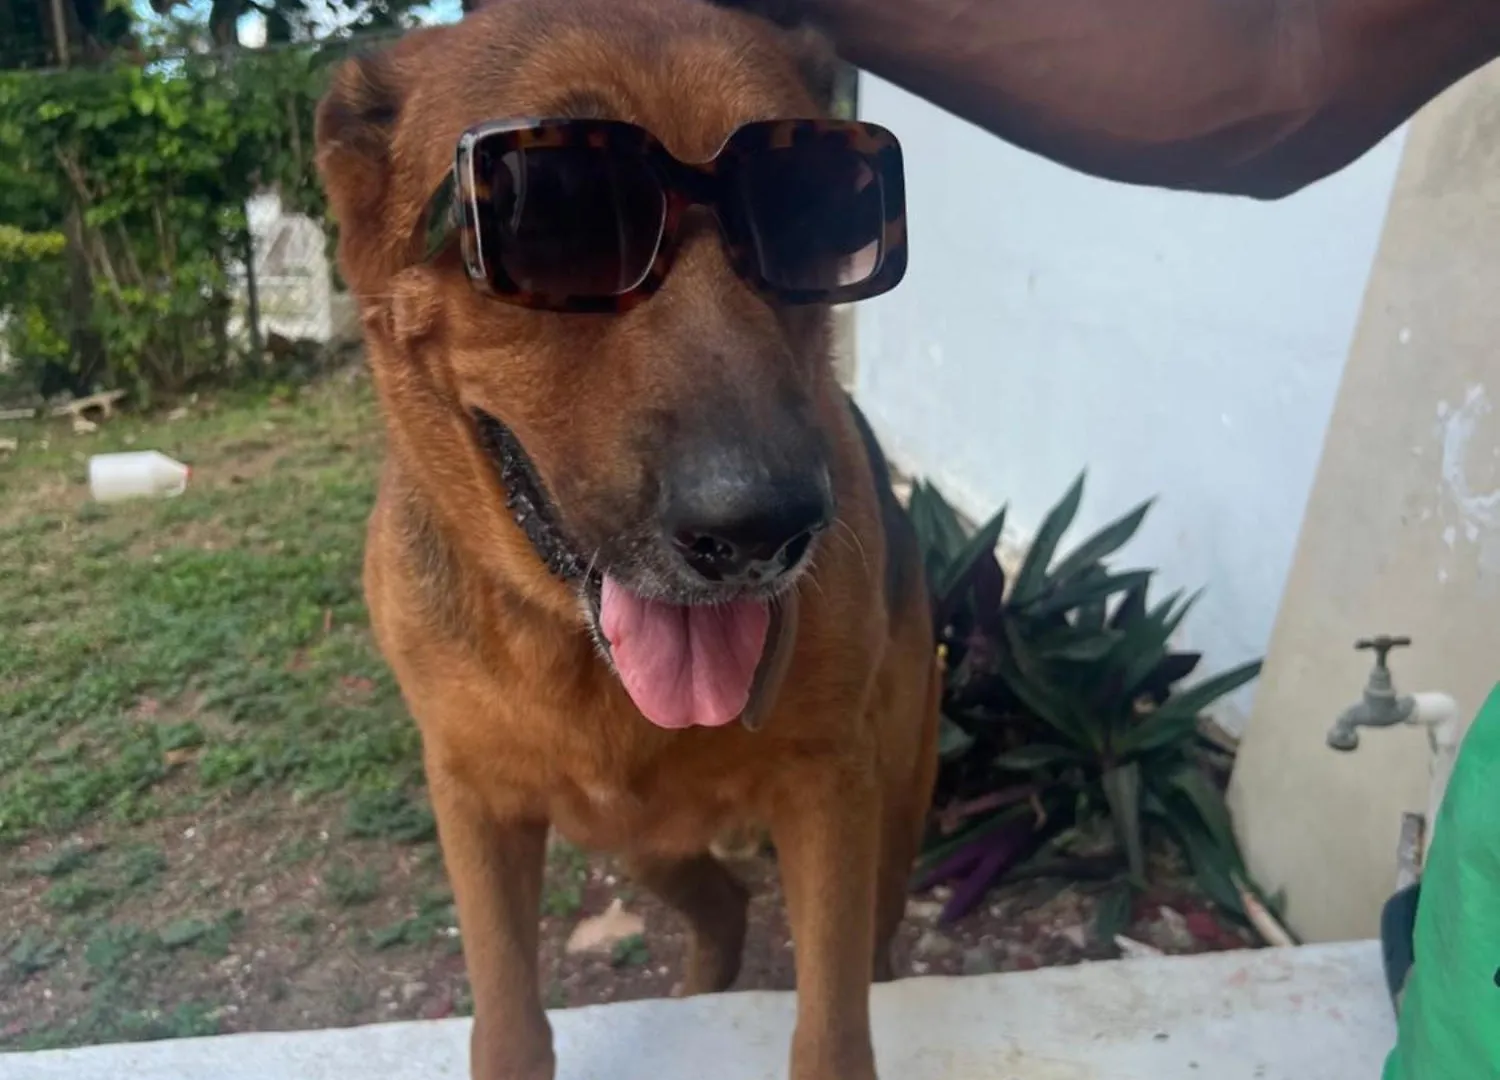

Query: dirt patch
[[0, 472, 87, 532], [2, 793, 455, 1045], [126, 517, 242, 560], [193, 437, 288, 489], [2, 787, 1252, 1050], [537, 848, 1253, 1010]]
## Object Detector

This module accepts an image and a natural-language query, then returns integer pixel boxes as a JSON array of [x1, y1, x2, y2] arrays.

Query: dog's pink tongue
[[600, 576, 770, 729]]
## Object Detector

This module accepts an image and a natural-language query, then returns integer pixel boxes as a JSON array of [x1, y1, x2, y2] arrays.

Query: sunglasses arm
[[420, 171, 462, 264]]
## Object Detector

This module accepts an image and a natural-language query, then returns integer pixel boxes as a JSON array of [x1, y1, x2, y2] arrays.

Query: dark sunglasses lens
[[487, 146, 665, 297], [733, 142, 885, 292]]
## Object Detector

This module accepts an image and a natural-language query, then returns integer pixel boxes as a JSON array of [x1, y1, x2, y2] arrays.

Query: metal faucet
[[1327, 636, 1417, 751]]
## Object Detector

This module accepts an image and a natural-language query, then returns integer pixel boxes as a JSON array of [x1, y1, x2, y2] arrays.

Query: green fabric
[[1384, 682, 1500, 1078]]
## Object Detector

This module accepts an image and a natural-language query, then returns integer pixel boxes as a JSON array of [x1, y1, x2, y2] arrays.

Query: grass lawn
[[0, 367, 771, 1051], [0, 365, 1252, 1053], [0, 368, 465, 1048]]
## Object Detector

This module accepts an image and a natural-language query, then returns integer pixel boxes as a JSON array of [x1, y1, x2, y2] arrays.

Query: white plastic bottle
[[88, 451, 191, 503]]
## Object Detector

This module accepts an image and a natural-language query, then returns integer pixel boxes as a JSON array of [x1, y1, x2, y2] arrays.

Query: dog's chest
[[544, 746, 754, 857], [433, 640, 766, 855]]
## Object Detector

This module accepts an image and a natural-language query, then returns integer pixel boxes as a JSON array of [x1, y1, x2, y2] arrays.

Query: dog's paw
[[471, 1024, 556, 1080], [709, 824, 767, 863], [474, 1058, 555, 1080]]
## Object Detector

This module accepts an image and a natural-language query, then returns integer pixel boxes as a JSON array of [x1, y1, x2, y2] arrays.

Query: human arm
[[794, 0, 1500, 198]]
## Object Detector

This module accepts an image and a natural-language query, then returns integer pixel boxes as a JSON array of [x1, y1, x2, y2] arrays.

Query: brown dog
[[314, 2, 939, 1077]]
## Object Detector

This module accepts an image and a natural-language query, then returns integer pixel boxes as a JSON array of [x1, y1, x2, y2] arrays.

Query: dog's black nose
[[664, 454, 833, 586]]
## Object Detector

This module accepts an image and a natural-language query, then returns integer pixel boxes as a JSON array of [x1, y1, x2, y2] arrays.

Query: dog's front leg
[[771, 755, 882, 1080], [428, 763, 553, 1080]]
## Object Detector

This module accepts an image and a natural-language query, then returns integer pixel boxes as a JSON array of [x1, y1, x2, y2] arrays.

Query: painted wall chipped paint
[[851, 75, 1407, 733], [1230, 64, 1500, 941], [1436, 385, 1500, 580]]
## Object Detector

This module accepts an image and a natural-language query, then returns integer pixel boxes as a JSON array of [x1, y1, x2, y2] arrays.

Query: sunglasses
[[421, 116, 908, 314]]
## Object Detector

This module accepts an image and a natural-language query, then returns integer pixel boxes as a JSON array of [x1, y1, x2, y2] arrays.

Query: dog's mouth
[[473, 409, 799, 732]]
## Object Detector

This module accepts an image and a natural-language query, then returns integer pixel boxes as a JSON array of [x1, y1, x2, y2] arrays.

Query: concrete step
[[4, 942, 1391, 1080]]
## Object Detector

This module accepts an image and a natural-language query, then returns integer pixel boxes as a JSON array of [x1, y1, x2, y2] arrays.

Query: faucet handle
[[1356, 635, 1412, 669]]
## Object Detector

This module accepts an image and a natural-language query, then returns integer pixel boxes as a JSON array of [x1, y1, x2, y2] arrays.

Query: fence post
[[48, 0, 70, 68], [243, 224, 264, 363]]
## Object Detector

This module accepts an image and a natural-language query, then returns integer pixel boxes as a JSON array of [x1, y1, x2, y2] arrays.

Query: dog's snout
[[665, 452, 832, 586]]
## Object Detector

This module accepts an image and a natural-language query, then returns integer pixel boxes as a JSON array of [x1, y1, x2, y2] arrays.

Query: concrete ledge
[[5, 942, 1392, 1080]]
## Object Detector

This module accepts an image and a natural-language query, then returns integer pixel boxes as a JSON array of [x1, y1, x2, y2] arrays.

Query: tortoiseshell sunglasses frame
[[420, 116, 908, 314]]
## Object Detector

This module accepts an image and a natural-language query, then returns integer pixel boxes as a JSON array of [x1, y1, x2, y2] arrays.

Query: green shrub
[[0, 225, 65, 262], [911, 472, 1268, 926], [0, 48, 331, 403], [0, 226, 69, 399]]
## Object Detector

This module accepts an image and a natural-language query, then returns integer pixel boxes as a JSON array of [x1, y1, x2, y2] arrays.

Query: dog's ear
[[708, 0, 846, 114], [315, 36, 437, 298], [706, 0, 801, 27], [780, 22, 844, 114]]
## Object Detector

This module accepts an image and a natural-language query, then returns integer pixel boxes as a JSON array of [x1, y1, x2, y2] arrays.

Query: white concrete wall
[[853, 74, 1407, 732]]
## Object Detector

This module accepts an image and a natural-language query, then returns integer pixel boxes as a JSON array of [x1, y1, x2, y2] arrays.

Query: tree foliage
[[148, 0, 425, 47], [0, 46, 331, 401], [1, 0, 138, 70]]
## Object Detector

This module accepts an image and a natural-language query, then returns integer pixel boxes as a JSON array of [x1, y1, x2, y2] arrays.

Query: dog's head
[[317, 0, 887, 730]]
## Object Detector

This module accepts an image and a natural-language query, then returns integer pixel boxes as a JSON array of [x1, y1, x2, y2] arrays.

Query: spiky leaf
[[1152, 587, 1203, 654], [1036, 630, 1121, 662], [937, 714, 975, 762], [969, 555, 1009, 635], [1010, 471, 1086, 607], [996, 618, 1094, 749], [936, 550, 1005, 637], [1049, 498, 1154, 586], [1109, 577, 1150, 630], [1078, 596, 1108, 633], [908, 481, 968, 589], [935, 505, 1008, 612], [1119, 589, 1202, 695], [993, 744, 1082, 772], [939, 818, 1042, 924], [1159, 765, 1240, 865], [1095, 880, 1134, 943], [1137, 652, 1203, 700], [1120, 659, 1263, 755], [916, 802, 1031, 879], [1028, 568, 1153, 621], [1146, 792, 1245, 918], [920, 482, 969, 558], [1109, 589, 1177, 664], [1102, 763, 1146, 882], [1155, 658, 1264, 721]]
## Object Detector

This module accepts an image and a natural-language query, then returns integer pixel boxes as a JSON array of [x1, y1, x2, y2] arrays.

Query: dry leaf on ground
[[565, 898, 646, 956]]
